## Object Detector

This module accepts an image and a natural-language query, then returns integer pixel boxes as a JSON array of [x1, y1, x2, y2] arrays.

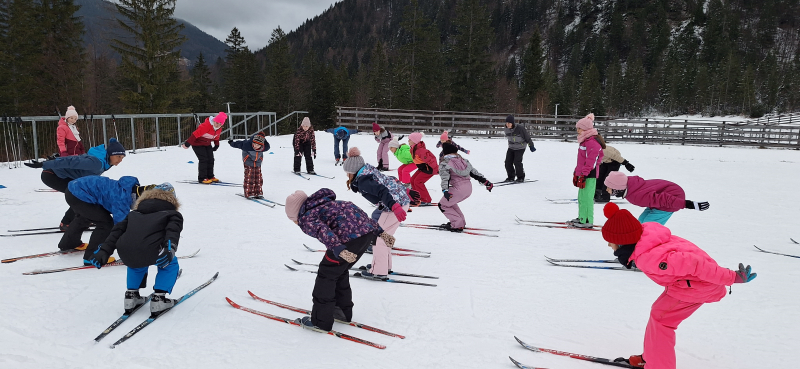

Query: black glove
[[84, 244, 111, 269], [47, 153, 60, 161], [213, 144, 219, 152], [685, 200, 710, 211], [483, 180, 493, 192], [24, 160, 43, 168], [529, 144, 536, 152], [416, 163, 433, 174], [443, 190, 453, 200], [622, 160, 635, 172], [407, 189, 421, 204], [228, 139, 234, 146], [155, 240, 176, 268]]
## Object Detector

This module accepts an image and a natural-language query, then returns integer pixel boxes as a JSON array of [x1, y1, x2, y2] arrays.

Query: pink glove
[[391, 203, 407, 222]]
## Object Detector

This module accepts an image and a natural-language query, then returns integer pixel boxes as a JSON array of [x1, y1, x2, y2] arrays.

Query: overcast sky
[[173, 0, 339, 50]]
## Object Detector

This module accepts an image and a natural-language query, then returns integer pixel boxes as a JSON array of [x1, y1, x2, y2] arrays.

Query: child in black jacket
[[85, 183, 183, 317], [229, 132, 270, 198]]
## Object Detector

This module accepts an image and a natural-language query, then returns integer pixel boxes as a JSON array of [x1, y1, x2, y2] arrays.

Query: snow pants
[[60, 188, 114, 260], [438, 180, 472, 228], [639, 208, 674, 225], [377, 139, 391, 170], [397, 163, 416, 184], [293, 141, 314, 173], [126, 257, 180, 294], [504, 148, 526, 180], [192, 145, 215, 181], [368, 205, 407, 275], [41, 170, 75, 224], [410, 170, 435, 203], [311, 232, 377, 331], [333, 136, 350, 160], [577, 177, 597, 224], [243, 165, 263, 198], [643, 291, 705, 369]]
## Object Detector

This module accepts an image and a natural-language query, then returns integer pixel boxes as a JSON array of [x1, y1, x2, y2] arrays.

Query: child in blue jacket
[[324, 126, 358, 165], [229, 132, 270, 198]]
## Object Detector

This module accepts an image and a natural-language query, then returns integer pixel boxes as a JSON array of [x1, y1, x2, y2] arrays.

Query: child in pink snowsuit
[[437, 142, 492, 232], [601, 202, 757, 369], [372, 122, 392, 171]]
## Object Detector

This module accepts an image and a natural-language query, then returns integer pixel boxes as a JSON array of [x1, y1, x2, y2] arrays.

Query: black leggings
[[192, 145, 215, 181], [41, 170, 75, 224], [293, 141, 314, 172], [59, 189, 114, 260]]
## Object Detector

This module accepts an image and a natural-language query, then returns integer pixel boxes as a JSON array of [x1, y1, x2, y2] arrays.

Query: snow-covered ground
[[0, 133, 797, 369]]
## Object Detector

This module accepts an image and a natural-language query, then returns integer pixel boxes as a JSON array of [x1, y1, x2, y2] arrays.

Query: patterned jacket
[[352, 163, 411, 210], [297, 188, 382, 251], [293, 126, 316, 154], [230, 133, 270, 168]]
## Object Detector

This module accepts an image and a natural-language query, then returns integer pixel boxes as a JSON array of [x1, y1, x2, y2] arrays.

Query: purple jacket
[[297, 188, 382, 251], [574, 137, 604, 177], [625, 176, 686, 212]]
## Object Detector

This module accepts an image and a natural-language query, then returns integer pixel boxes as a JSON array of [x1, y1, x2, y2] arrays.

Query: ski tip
[[284, 264, 299, 271], [508, 356, 523, 369], [225, 297, 240, 308], [291, 259, 305, 265], [247, 290, 256, 298], [791, 238, 799, 244], [109, 344, 116, 349]]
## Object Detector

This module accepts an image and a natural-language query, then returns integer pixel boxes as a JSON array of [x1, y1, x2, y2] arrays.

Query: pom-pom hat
[[65, 106, 79, 119], [342, 147, 365, 174], [601, 202, 643, 245], [604, 171, 628, 190], [576, 113, 595, 130]]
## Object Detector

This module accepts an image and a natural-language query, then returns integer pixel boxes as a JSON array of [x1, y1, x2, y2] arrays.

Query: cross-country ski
[[753, 245, 800, 259]]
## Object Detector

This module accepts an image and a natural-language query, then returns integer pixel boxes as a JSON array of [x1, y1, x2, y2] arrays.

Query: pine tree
[[577, 63, 604, 116], [397, 0, 442, 110], [111, 0, 187, 113], [1, 0, 41, 114], [264, 27, 294, 117], [189, 53, 213, 112], [518, 30, 544, 113], [368, 41, 390, 108], [448, 0, 495, 111]]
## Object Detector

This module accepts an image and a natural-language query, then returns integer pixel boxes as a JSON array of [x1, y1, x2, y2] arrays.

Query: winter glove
[[572, 174, 578, 187], [483, 180, 494, 192], [614, 355, 645, 368], [313, 152, 317, 159], [464, 150, 470, 154], [443, 190, 453, 201], [155, 240, 176, 268], [416, 163, 433, 174], [378, 158, 383, 169], [529, 144, 536, 152], [213, 144, 219, 152], [391, 203, 407, 222], [407, 189, 421, 205], [733, 263, 757, 283], [379, 232, 396, 248], [622, 160, 635, 172], [685, 200, 710, 211], [295, 152, 302, 157], [47, 153, 60, 161], [84, 244, 111, 269], [181, 141, 190, 149], [572, 175, 586, 189], [227, 139, 234, 146], [24, 160, 43, 168], [339, 250, 357, 264]]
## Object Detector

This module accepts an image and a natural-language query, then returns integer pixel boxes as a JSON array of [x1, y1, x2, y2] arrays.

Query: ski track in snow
[[0, 133, 797, 368]]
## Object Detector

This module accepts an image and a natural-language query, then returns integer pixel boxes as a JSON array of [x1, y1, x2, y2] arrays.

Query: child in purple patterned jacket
[[284, 188, 394, 333]]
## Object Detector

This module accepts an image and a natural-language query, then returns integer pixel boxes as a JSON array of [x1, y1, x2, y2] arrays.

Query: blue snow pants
[[638, 208, 674, 225], [126, 257, 180, 293]]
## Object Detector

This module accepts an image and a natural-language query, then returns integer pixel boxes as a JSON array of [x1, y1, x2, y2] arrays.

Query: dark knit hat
[[336, 129, 347, 139], [505, 115, 515, 124], [601, 202, 643, 245], [107, 138, 126, 156], [441, 141, 459, 156]]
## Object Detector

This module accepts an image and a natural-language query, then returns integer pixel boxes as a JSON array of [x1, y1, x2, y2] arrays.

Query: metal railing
[[337, 107, 800, 149], [0, 112, 278, 165]]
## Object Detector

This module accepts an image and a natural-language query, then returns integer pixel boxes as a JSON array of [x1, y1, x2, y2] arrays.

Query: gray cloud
[[174, 0, 338, 50]]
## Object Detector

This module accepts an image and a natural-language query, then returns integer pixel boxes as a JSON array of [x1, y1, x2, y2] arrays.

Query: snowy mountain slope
[[0, 133, 797, 368]]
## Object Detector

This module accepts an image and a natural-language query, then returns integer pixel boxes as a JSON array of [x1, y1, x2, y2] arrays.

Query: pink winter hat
[[604, 171, 628, 190], [285, 190, 309, 222], [301, 117, 311, 128], [213, 112, 227, 124], [65, 106, 79, 119], [575, 113, 595, 130], [372, 122, 380, 131], [408, 132, 423, 144], [440, 131, 449, 141]]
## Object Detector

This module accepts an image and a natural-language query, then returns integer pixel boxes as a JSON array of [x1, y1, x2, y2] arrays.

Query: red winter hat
[[601, 203, 642, 245], [372, 122, 381, 131]]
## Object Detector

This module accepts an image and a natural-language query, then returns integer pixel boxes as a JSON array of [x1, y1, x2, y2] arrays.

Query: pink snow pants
[[397, 163, 416, 184], [438, 180, 472, 228], [377, 139, 391, 169], [370, 204, 408, 275], [643, 291, 704, 369]]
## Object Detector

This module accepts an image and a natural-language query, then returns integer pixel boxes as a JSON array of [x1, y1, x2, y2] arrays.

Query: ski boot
[[200, 178, 213, 184], [210, 177, 220, 183], [75, 243, 88, 251], [150, 292, 178, 317], [307, 171, 317, 175], [335, 159, 340, 166], [59, 223, 69, 232], [614, 355, 645, 367], [572, 221, 594, 229], [357, 271, 388, 280], [124, 290, 147, 314], [295, 316, 329, 333]]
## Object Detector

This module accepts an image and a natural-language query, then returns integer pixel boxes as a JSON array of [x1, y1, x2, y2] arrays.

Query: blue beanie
[[336, 129, 347, 139], [107, 138, 126, 156]]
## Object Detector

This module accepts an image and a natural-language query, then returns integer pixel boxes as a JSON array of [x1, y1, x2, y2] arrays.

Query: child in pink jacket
[[604, 171, 709, 225], [570, 113, 605, 228], [601, 202, 756, 369]]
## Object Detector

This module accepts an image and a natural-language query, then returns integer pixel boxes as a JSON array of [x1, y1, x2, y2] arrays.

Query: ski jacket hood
[[411, 141, 439, 174], [133, 189, 180, 211], [631, 222, 736, 303]]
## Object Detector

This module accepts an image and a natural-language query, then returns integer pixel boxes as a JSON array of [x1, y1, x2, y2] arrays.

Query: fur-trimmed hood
[[133, 189, 180, 211]]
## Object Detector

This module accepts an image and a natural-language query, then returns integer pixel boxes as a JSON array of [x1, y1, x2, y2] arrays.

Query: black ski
[[94, 269, 183, 342], [545, 256, 618, 263], [236, 193, 275, 208], [547, 260, 640, 272], [791, 238, 798, 245], [1, 228, 94, 237], [753, 245, 800, 259], [110, 272, 219, 348], [290, 259, 439, 279], [508, 356, 548, 369], [291, 171, 310, 180], [305, 172, 335, 179], [494, 179, 538, 187], [284, 264, 437, 287], [399, 224, 499, 237]]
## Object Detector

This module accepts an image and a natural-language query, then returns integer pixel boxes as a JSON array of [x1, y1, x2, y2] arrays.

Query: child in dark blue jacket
[[229, 132, 270, 198], [324, 126, 358, 165], [85, 183, 183, 316]]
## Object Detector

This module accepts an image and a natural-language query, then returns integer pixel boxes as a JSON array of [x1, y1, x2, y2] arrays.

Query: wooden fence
[[337, 107, 800, 149]]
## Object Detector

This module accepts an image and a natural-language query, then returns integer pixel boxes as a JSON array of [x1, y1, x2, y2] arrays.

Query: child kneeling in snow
[[285, 188, 394, 332], [601, 202, 756, 369], [85, 183, 184, 317], [229, 132, 270, 199], [438, 142, 492, 232]]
